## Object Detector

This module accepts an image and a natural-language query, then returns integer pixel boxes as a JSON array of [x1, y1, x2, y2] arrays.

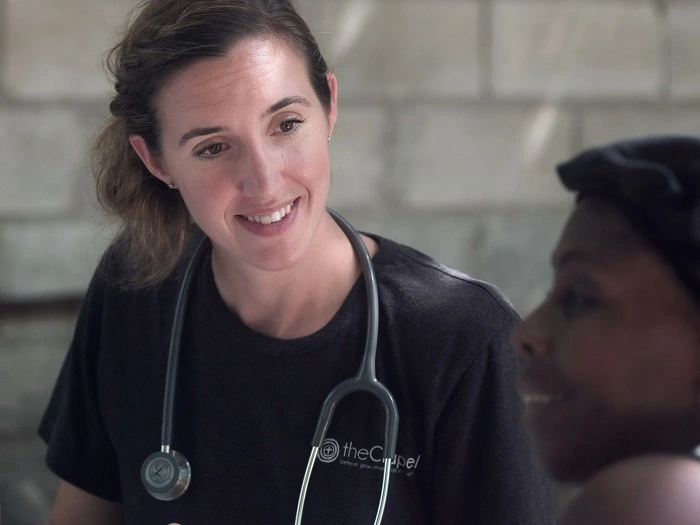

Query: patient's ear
[[129, 135, 173, 187]]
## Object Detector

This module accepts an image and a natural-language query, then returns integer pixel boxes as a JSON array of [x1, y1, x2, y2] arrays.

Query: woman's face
[[513, 198, 700, 482], [131, 36, 337, 272]]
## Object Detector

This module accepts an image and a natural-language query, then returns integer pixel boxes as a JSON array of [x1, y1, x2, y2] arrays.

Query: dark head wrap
[[556, 135, 700, 299]]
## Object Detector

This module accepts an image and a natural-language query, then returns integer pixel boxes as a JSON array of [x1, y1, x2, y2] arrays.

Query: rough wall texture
[[2, 0, 700, 521]]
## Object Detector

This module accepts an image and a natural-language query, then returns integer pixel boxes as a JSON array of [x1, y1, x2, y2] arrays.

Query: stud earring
[[168, 183, 175, 190]]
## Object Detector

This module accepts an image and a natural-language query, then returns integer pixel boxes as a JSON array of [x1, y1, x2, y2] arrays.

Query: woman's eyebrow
[[177, 96, 312, 147], [178, 126, 229, 147], [262, 95, 311, 119]]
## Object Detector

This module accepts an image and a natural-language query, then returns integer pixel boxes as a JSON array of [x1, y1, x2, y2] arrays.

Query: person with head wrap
[[513, 135, 700, 525]]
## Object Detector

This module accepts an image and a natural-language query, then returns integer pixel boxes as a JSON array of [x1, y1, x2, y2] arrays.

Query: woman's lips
[[235, 198, 299, 236], [242, 202, 293, 225]]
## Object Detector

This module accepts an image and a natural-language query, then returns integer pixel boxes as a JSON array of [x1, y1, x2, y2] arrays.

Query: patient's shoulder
[[561, 454, 700, 525]]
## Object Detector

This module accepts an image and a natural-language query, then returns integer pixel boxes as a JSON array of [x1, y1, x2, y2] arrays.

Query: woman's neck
[[210, 215, 378, 340]]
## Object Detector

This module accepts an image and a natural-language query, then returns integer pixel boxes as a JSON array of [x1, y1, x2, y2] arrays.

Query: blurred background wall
[[2, 0, 700, 522]]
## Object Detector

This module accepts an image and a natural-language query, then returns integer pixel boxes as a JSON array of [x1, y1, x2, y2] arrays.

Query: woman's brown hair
[[94, 0, 331, 288]]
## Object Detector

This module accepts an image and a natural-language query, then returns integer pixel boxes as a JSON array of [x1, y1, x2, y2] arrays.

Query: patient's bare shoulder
[[560, 454, 700, 525]]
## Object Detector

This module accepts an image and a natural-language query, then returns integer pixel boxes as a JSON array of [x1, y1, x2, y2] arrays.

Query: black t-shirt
[[39, 234, 553, 524]]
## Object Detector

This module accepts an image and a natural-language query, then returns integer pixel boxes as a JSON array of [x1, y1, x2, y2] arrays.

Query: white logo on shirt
[[320, 438, 421, 476], [318, 438, 341, 463]]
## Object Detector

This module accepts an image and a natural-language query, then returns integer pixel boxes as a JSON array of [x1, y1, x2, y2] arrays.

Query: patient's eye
[[560, 289, 597, 318]]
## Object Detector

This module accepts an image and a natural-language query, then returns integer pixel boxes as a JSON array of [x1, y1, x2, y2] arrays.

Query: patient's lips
[[521, 392, 565, 404], [518, 367, 568, 406], [518, 377, 573, 444]]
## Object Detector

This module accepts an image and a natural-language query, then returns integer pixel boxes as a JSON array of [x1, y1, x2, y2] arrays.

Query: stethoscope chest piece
[[141, 449, 192, 501]]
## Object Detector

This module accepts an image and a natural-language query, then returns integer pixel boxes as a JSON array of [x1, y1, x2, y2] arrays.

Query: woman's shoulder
[[86, 232, 192, 305], [370, 234, 519, 325], [561, 454, 700, 525]]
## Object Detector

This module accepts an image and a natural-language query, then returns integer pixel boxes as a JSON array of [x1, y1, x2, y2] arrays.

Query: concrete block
[[295, 0, 480, 99], [478, 211, 571, 316], [669, 5, 700, 98], [493, 1, 660, 98], [0, 313, 76, 434], [394, 104, 572, 209], [0, 108, 92, 216], [3, 0, 135, 99], [338, 208, 481, 274], [327, 105, 387, 208], [582, 107, 700, 149], [0, 219, 116, 300]]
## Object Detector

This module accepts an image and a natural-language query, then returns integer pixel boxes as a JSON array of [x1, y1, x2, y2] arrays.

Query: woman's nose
[[239, 144, 283, 200], [512, 306, 553, 359]]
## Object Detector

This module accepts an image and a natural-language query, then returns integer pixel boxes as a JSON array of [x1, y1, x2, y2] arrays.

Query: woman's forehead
[[157, 37, 309, 118]]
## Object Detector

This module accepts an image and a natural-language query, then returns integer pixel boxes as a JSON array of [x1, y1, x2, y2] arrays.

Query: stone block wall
[[2, 0, 700, 522]]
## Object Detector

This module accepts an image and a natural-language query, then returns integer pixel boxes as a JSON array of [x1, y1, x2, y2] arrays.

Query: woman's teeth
[[245, 204, 292, 225]]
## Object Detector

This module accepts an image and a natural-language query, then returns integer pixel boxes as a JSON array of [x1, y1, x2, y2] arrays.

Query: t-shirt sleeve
[[431, 323, 554, 524], [38, 271, 123, 501]]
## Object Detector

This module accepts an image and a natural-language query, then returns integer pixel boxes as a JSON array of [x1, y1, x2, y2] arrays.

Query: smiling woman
[[37, 1, 553, 524], [128, 35, 338, 291], [513, 135, 700, 524]]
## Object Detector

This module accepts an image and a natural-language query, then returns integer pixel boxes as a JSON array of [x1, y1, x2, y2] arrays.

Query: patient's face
[[513, 198, 700, 482]]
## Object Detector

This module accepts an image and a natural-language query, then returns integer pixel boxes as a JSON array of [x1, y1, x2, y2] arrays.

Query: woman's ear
[[326, 72, 338, 137], [129, 135, 173, 187]]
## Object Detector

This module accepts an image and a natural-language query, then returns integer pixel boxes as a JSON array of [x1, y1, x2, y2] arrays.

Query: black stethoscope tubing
[[141, 209, 399, 524]]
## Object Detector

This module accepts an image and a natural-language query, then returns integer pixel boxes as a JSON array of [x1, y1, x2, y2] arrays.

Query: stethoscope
[[140, 209, 399, 525]]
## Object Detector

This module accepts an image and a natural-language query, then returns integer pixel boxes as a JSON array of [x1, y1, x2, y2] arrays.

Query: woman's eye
[[195, 143, 227, 161], [206, 144, 223, 154], [277, 118, 305, 135]]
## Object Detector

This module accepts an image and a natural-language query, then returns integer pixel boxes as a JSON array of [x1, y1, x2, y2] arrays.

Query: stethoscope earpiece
[[141, 449, 192, 501]]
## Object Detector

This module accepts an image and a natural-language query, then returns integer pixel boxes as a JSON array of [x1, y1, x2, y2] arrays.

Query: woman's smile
[[241, 202, 293, 225], [235, 198, 300, 237]]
